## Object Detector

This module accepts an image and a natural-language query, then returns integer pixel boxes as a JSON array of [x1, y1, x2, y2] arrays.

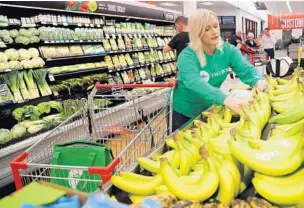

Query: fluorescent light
[[159, 2, 178, 7], [286, 0, 292, 13], [200, 2, 214, 6]]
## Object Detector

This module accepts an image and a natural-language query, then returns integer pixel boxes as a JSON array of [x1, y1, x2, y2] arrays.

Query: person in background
[[245, 32, 260, 48], [163, 16, 189, 58], [172, 9, 265, 131], [262, 28, 276, 59], [230, 30, 243, 46]]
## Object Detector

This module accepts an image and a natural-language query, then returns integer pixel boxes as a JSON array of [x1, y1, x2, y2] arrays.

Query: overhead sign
[[268, 13, 304, 30]]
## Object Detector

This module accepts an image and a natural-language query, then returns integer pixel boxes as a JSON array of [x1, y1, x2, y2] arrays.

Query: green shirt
[[173, 42, 261, 118]]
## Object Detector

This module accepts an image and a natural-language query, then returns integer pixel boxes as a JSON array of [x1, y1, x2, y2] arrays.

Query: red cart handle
[[95, 82, 176, 89]]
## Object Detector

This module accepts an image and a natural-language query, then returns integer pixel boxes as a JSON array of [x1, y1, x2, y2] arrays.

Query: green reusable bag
[[50, 140, 114, 193]]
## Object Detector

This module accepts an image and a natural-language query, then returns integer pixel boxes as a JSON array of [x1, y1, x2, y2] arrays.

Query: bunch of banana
[[228, 136, 303, 176], [252, 166, 304, 206], [271, 118, 304, 137], [266, 70, 304, 114]]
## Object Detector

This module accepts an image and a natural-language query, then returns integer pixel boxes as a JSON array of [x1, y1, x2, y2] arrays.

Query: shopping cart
[[247, 48, 269, 66], [10, 82, 175, 192]]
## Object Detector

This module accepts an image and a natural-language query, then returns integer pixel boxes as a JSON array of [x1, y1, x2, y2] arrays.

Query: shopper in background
[[245, 32, 260, 48], [172, 9, 264, 131], [230, 30, 243, 46], [163, 16, 189, 58], [262, 28, 276, 59]]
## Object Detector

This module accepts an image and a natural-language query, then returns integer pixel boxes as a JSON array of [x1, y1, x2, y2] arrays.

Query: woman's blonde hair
[[189, 9, 223, 67]]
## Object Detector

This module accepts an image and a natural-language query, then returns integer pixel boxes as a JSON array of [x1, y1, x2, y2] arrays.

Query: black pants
[[172, 110, 191, 132], [264, 48, 275, 59]]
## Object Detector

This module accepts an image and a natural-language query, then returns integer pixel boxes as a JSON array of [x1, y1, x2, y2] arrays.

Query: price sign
[[63, 22, 68, 26], [97, 24, 101, 28], [112, 34, 116, 39], [52, 22, 58, 26], [53, 91, 59, 96], [90, 24, 94, 27], [48, 74, 55, 82], [85, 23, 89, 27], [77, 23, 82, 27], [106, 34, 110, 39]]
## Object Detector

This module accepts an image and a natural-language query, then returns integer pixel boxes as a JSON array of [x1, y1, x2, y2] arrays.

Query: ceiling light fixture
[[200, 2, 214, 6], [286, 0, 292, 13], [159, 2, 178, 7]]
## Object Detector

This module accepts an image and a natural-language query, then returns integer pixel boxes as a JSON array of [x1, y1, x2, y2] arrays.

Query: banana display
[[109, 70, 304, 208]]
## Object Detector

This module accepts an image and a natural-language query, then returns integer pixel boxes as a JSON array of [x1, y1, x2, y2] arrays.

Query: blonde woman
[[172, 9, 264, 131]]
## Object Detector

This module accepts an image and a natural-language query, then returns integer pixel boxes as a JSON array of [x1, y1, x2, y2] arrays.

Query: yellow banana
[[254, 168, 304, 186], [270, 91, 298, 102], [137, 157, 160, 173], [228, 138, 303, 176], [160, 151, 219, 201], [269, 100, 304, 124], [120, 172, 154, 182], [154, 185, 171, 194], [278, 78, 290, 85], [252, 177, 304, 205], [220, 121, 239, 130], [272, 118, 304, 137], [211, 156, 235, 205], [153, 150, 174, 161], [223, 107, 232, 123], [179, 175, 200, 185], [129, 195, 146, 203], [265, 74, 278, 88], [165, 138, 175, 149], [176, 139, 192, 175], [111, 174, 163, 196]]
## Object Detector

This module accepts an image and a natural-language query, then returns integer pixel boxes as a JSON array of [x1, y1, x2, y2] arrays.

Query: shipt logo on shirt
[[200, 71, 210, 82]]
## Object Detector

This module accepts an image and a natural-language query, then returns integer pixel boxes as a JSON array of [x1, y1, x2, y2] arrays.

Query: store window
[[218, 16, 236, 42], [244, 18, 258, 39]]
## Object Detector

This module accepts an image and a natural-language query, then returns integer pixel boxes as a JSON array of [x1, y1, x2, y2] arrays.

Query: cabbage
[[28, 28, 39, 36], [8, 61, 22, 70], [0, 62, 9, 72], [10, 124, 27, 139], [4, 49, 19, 61], [0, 30, 10, 38], [2, 36, 13, 43], [19, 28, 31, 37], [15, 36, 30, 45], [31, 57, 45, 68], [0, 129, 12, 144], [30, 36, 40, 43], [0, 52, 8, 63], [21, 60, 32, 69], [9, 29, 19, 38], [28, 48, 39, 58], [18, 48, 31, 60]]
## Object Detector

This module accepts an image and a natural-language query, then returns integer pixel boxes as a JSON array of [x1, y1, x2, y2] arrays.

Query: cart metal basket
[[10, 82, 175, 193], [247, 48, 269, 66]]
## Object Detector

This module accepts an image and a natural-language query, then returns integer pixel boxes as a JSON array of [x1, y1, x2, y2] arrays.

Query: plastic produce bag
[[21, 196, 80, 208], [229, 89, 252, 101], [83, 194, 129, 208]]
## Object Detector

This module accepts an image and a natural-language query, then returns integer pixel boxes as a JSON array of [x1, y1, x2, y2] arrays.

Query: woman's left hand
[[256, 79, 268, 91]]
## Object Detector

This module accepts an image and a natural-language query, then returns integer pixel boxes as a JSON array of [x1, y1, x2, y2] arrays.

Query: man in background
[[163, 16, 189, 58], [231, 30, 243, 46], [262, 28, 276, 59]]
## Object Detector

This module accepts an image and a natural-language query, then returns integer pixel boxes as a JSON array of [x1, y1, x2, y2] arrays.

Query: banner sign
[[0, 1, 178, 22], [268, 13, 304, 30]]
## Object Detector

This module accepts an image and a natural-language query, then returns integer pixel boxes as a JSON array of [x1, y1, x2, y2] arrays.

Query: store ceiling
[[265, 1, 304, 14], [155, 1, 235, 13]]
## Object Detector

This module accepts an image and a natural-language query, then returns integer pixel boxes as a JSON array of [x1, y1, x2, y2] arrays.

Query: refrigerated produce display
[[0, 2, 178, 193]]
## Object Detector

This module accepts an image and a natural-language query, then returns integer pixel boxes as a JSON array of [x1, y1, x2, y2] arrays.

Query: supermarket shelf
[[44, 47, 164, 63], [38, 21, 103, 28], [108, 59, 176, 73], [0, 95, 51, 111], [0, 66, 44, 74], [51, 67, 108, 79]]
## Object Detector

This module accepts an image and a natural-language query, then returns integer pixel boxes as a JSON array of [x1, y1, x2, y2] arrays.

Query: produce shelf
[[45, 53, 107, 62], [51, 67, 108, 79], [0, 67, 44, 74], [108, 59, 176, 73], [0, 95, 51, 111], [38, 21, 103, 28]]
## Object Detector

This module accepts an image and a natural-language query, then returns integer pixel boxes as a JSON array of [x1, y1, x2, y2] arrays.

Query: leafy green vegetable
[[18, 71, 31, 100], [32, 69, 52, 96], [12, 105, 42, 122], [24, 70, 40, 99], [2, 71, 23, 102], [19, 120, 45, 129], [37, 101, 62, 114], [27, 124, 44, 134], [0, 129, 12, 144], [10, 124, 27, 139]]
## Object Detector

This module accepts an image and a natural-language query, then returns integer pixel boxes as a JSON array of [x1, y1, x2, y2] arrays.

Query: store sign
[[268, 13, 304, 30], [0, 1, 178, 22]]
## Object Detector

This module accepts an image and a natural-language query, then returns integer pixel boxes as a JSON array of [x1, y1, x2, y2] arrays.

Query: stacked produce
[[108, 80, 304, 207], [0, 99, 87, 145], [50, 73, 108, 95], [0, 68, 50, 103], [0, 28, 40, 44], [0, 81, 14, 105], [0, 48, 44, 72]]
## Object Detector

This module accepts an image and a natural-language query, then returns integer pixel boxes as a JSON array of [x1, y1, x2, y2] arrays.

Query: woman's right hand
[[223, 95, 249, 115]]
